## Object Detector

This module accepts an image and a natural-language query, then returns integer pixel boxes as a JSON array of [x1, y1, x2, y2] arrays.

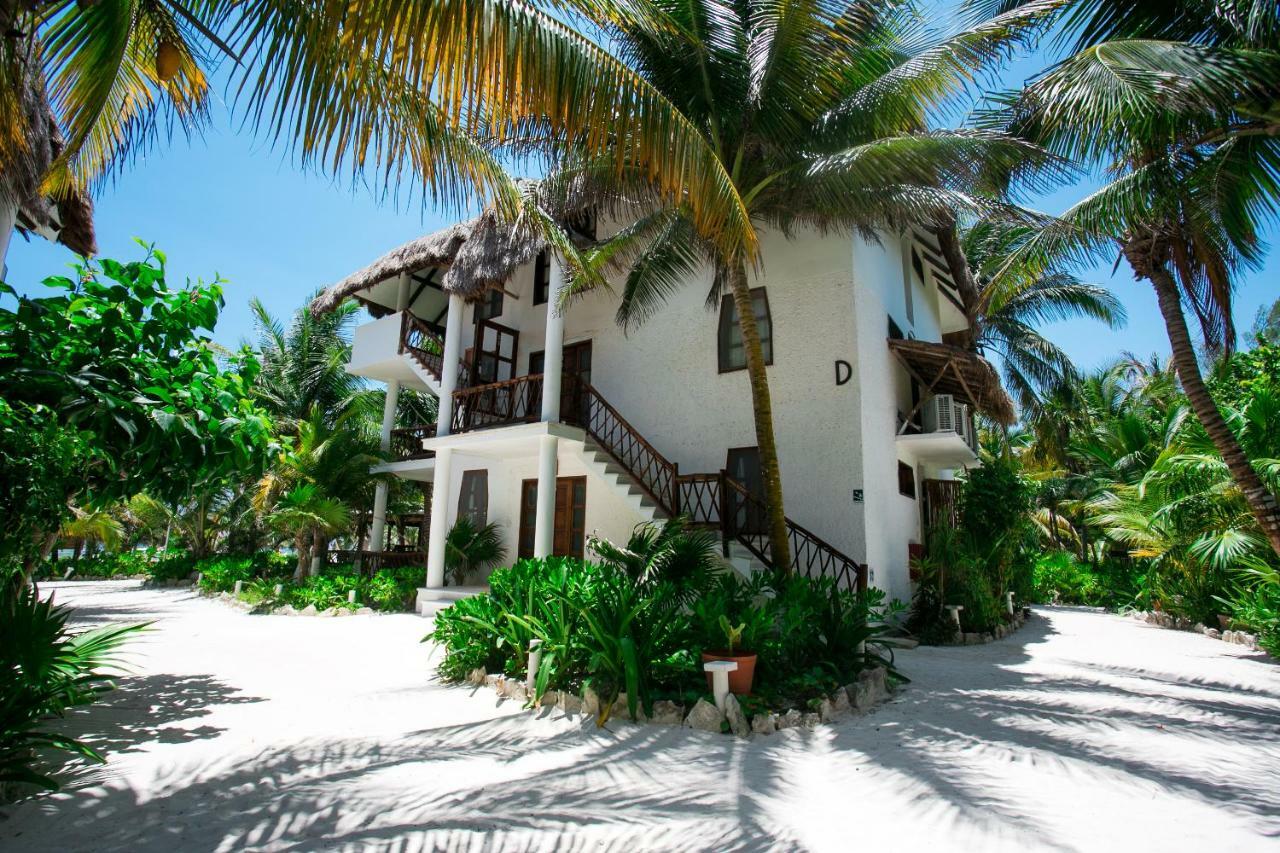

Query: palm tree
[[250, 296, 368, 434], [986, 16, 1280, 555], [560, 0, 1060, 571], [266, 484, 352, 580], [963, 221, 1126, 415], [443, 517, 505, 586], [1, 0, 758, 263]]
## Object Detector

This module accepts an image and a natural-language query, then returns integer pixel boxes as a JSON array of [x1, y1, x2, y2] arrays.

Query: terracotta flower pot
[[701, 650, 757, 695]]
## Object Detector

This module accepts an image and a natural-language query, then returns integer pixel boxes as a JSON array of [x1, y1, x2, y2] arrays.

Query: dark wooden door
[[726, 447, 765, 535], [518, 476, 588, 559], [561, 340, 592, 426], [473, 319, 519, 384]]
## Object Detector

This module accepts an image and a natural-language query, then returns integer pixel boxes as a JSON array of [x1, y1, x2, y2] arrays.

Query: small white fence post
[[703, 660, 738, 712], [526, 639, 543, 692]]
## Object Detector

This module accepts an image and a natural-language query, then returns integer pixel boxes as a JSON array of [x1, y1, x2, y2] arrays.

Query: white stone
[[557, 692, 584, 716], [649, 700, 684, 725], [724, 694, 750, 737], [800, 712, 821, 730], [776, 709, 803, 730], [300, 604, 318, 616], [466, 668, 487, 687], [683, 698, 724, 733], [751, 713, 777, 735]]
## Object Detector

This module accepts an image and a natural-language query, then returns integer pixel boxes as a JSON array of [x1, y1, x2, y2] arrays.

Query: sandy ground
[[1, 581, 1277, 853]]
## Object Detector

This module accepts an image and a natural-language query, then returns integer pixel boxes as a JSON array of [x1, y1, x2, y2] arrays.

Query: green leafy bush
[[1, 587, 147, 799], [430, 541, 904, 724]]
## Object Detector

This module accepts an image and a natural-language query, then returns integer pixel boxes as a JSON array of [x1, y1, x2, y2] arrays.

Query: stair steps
[[416, 585, 488, 618]]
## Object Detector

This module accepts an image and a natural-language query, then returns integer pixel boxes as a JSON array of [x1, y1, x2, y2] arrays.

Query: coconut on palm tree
[[554, 0, 1063, 570]]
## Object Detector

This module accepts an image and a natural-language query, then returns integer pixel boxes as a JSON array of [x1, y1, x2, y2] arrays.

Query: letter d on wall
[[835, 359, 852, 386]]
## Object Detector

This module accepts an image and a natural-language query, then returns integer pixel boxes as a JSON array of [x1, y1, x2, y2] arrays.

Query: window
[[898, 461, 916, 499], [888, 317, 904, 340], [718, 288, 772, 373], [458, 470, 489, 525], [475, 288, 503, 322], [904, 248, 922, 326], [533, 252, 551, 305], [528, 350, 544, 376]]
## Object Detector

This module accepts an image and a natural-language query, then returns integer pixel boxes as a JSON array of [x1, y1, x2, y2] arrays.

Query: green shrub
[[429, 550, 904, 723], [1, 587, 147, 799], [195, 556, 255, 593]]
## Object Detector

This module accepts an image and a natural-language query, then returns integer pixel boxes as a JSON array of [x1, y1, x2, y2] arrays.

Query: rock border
[[1131, 610, 1267, 654], [464, 664, 896, 739], [941, 606, 1033, 646]]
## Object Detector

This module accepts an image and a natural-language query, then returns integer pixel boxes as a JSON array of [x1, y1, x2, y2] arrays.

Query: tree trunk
[[293, 533, 309, 582], [934, 221, 982, 346], [310, 529, 325, 577], [725, 258, 792, 574], [1144, 259, 1280, 557]]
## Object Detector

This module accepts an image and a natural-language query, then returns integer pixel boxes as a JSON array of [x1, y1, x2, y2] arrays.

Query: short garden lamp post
[[1006, 592, 1015, 616], [945, 605, 964, 629], [703, 660, 738, 712], [526, 639, 543, 692]]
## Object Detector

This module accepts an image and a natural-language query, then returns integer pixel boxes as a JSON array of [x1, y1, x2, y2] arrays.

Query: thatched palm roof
[[888, 337, 1015, 425], [4, 60, 96, 257]]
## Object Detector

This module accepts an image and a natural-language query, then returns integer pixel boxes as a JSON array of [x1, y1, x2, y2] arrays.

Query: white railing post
[[436, 294, 465, 436], [540, 255, 566, 422]]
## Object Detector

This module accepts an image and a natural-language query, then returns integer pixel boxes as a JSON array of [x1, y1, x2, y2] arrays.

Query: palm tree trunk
[[934, 221, 981, 344], [725, 259, 792, 574], [1145, 257, 1280, 557], [293, 533, 309, 581]]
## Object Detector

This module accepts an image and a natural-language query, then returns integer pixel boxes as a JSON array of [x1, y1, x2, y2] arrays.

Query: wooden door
[[518, 476, 587, 560], [473, 319, 519, 385], [561, 340, 592, 426], [726, 447, 765, 535]]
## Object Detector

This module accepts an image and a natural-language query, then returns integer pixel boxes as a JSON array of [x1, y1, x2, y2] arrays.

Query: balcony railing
[[390, 424, 437, 461], [399, 314, 470, 388], [450, 374, 544, 433]]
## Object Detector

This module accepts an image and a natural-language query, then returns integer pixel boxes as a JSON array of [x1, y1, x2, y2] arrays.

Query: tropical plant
[[962, 220, 1126, 414], [562, 0, 1062, 571], [58, 507, 124, 558], [444, 517, 505, 586], [0, 248, 272, 583], [589, 515, 719, 599], [1, 586, 147, 798], [983, 2, 1280, 556], [264, 484, 351, 580]]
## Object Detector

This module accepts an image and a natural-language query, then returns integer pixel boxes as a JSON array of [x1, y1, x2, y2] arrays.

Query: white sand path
[[2, 580, 1278, 852]]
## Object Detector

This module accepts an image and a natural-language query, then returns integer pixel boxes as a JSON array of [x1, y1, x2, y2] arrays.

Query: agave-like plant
[[443, 517, 505, 586], [1, 586, 148, 796]]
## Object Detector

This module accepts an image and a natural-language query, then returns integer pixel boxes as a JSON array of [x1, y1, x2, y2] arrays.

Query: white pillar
[[368, 379, 401, 552], [425, 447, 454, 587], [396, 273, 411, 311], [437, 294, 465, 436], [540, 256, 567, 422], [533, 434, 558, 557]]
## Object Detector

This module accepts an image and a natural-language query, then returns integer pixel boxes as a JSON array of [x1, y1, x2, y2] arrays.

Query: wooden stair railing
[[390, 424, 437, 460], [399, 314, 470, 388], [565, 377, 869, 590], [450, 374, 544, 433]]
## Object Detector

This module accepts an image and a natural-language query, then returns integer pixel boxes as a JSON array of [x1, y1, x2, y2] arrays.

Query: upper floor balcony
[[896, 394, 979, 462]]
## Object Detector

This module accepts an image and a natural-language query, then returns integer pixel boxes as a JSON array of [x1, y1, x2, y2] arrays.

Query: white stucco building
[[314, 209, 1011, 613]]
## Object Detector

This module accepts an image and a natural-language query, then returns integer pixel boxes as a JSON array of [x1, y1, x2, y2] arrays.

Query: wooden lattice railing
[[399, 314, 469, 388], [451, 373, 544, 433], [570, 378, 680, 512], [391, 424, 437, 461]]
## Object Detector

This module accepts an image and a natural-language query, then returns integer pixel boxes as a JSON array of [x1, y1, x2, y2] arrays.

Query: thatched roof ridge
[[311, 209, 548, 314], [888, 337, 1016, 425]]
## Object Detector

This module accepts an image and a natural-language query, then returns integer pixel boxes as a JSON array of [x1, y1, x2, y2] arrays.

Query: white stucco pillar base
[[532, 435, 558, 558], [369, 482, 390, 552], [425, 447, 454, 587], [369, 379, 401, 551], [540, 256, 567, 422], [436, 295, 465, 436]]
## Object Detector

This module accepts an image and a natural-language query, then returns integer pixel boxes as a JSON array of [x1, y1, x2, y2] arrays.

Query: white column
[[396, 273, 411, 311], [436, 294, 465, 436], [425, 447, 454, 587], [368, 379, 401, 552], [540, 255, 567, 422], [533, 434, 558, 557]]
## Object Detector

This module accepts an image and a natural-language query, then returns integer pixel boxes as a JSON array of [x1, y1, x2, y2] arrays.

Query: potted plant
[[701, 614, 760, 695]]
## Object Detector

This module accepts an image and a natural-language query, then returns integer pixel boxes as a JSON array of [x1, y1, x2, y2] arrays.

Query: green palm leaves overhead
[[557, 0, 1063, 570]]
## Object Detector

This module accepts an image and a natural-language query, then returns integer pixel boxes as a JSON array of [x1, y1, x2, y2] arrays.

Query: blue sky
[[4, 31, 1277, 369]]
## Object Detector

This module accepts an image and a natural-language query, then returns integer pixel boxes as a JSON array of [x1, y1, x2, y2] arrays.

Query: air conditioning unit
[[924, 394, 957, 433]]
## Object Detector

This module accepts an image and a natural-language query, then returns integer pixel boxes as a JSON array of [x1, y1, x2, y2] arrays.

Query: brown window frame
[[533, 251, 551, 305], [458, 469, 489, 525], [475, 288, 504, 323], [717, 287, 773, 374], [898, 461, 916, 499]]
